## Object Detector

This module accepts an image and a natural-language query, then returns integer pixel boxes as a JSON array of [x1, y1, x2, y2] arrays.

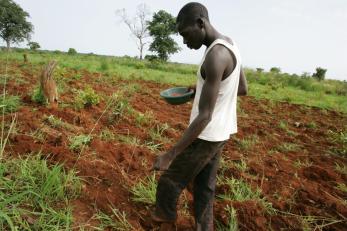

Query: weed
[[233, 159, 248, 172], [108, 93, 133, 123], [116, 134, 140, 146], [216, 205, 238, 231], [275, 142, 300, 153], [327, 129, 347, 156], [293, 159, 313, 168], [131, 173, 157, 204], [335, 163, 347, 175], [95, 207, 134, 231], [69, 134, 92, 152], [30, 128, 46, 143], [335, 183, 347, 193], [0, 154, 81, 230], [74, 86, 100, 109], [306, 121, 317, 129], [31, 85, 46, 104], [144, 141, 162, 152], [279, 120, 288, 130], [135, 110, 154, 127], [0, 94, 20, 113], [99, 129, 116, 141], [235, 135, 259, 150], [43, 114, 64, 128], [217, 177, 275, 214]]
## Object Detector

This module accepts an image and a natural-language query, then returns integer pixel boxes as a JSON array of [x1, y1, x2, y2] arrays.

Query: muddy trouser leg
[[194, 144, 224, 231], [154, 138, 226, 223]]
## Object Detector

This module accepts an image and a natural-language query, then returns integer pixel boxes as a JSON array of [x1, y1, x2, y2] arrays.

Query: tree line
[[0, 0, 330, 80], [0, 1, 179, 62]]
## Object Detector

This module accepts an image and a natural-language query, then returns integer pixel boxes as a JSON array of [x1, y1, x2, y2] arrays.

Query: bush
[[68, 48, 77, 55], [74, 86, 100, 109]]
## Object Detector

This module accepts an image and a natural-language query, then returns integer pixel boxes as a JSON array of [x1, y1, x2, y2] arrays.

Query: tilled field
[[2, 61, 347, 230]]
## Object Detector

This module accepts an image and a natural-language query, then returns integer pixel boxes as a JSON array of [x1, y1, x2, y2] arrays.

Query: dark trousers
[[155, 138, 227, 231]]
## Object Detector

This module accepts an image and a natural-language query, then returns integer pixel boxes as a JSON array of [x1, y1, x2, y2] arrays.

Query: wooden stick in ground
[[40, 60, 58, 107]]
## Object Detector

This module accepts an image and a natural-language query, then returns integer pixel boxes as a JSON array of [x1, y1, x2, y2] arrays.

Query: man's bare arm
[[152, 46, 228, 170], [237, 66, 248, 96]]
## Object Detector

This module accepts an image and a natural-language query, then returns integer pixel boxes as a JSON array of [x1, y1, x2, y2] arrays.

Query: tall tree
[[312, 67, 327, 81], [116, 3, 150, 60], [147, 10, 180, 61], [0, 0, 33, 50]]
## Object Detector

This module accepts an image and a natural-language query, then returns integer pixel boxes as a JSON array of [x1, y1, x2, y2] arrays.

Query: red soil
[[171, 93, 184, 97], [2, 61, 347, 230]]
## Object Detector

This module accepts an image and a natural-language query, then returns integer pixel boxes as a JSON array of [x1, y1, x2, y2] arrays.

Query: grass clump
[[135, 110, 154, 127], [95, 207, 134, 231], [216, 205, 238, 231], [130, 173, 157, 204], [74, 86, 100, 109], [335, 183, 347, 193], [328, 129, 347, 156], [108, 92, 134, 123], [43, 114, 65, 128], [0, 154, 81, 230], [68, 134, 92, 152], [0, 95, 20, 113], [275, 142, 300, 153], [217, 177, 275, 214], [335, 163, 347, 175], [235, 135, 259, 150], [31, 85, 46, 104]]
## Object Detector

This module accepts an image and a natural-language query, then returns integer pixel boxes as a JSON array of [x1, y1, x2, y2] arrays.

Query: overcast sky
[[2, 0, 346, 80]]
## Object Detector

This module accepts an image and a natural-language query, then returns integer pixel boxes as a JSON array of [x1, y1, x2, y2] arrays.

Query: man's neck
[[203, 25, 222, 47]]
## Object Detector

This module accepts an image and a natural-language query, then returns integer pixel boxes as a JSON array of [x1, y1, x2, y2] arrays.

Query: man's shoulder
[[204, 43, 234, 66]]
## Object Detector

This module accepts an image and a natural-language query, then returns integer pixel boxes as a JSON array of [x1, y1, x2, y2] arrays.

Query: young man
[[152, 2, 247, 230]]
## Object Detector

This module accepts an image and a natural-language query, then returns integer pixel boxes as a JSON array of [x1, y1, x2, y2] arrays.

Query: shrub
[[67, 48, 77, 55], [74, 87, 100, 109]]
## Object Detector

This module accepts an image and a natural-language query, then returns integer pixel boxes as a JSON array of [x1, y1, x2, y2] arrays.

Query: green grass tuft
[[130, 173, 157, 204], [0, 154, 81, 230]]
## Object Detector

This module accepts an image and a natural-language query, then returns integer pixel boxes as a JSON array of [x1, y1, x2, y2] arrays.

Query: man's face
[[177, 20, 205, 50]]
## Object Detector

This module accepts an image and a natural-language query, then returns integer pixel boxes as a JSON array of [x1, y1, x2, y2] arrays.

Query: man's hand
[[152, 151, 174, 171]]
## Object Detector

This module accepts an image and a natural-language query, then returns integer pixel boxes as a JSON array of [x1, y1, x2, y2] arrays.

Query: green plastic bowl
[[160, 87, 194, 105]]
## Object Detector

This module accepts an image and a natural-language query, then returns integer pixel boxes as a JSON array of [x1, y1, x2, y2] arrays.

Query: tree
[[270, 67, 281, 74], [256, 68, 264, 73], [116, 3, 150, 60], [68, 48, 77, 55], [312, 67, 327, 81], [28, 41, 40, 50], [0, 0, 33, 50], [147, 10, 180, 61]]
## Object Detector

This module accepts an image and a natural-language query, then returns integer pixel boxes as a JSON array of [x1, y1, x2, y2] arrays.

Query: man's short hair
[[177, 2, 209, 25]]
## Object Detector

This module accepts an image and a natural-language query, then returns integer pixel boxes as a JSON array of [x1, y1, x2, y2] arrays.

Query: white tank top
[[189, 38, 241, 142]]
